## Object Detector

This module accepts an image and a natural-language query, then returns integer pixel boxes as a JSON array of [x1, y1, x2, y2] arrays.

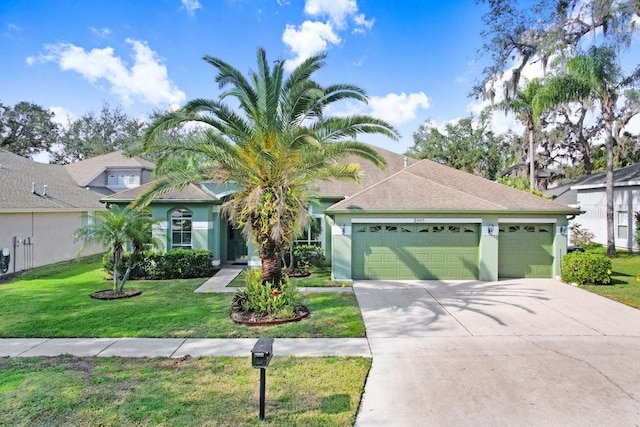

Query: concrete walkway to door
[[353, 279, 640, 426]]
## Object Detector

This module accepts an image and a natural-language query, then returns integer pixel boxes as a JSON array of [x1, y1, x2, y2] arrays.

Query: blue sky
[[1, 0, 494, 158]]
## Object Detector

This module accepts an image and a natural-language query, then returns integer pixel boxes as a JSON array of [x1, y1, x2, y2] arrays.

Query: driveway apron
[[354, 279, 640, 426]]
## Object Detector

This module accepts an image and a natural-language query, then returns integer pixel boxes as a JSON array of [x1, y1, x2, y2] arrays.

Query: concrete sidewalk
[[194, 267, 354, 294], [0, 338, 371, 358]]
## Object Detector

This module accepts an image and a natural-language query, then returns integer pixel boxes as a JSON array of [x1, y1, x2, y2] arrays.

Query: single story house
[[104, 146, 580, 282], [0, 149, 154, 276], [546, 163, 640, 251]]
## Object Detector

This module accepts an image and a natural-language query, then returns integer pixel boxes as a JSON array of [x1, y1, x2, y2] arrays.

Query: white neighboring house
[[547, 163, 640, 251], [0, 149, 154, 276]]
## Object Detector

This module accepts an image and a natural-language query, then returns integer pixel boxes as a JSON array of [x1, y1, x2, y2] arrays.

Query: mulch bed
[[286, 270, 311, 278], [230, 305, 310, 326], [90, 289, 142, 300]]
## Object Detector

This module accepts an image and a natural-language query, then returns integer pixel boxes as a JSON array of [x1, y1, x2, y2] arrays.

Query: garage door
[[498, 224, 553, 278], [352, 223, 479, 280]]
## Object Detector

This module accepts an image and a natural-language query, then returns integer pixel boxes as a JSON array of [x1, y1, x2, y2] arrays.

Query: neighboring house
[[547, 163, 640, 251], [64, 150, 155, 195], [104, 146, 579, 281], [0, 150, 154, 276]]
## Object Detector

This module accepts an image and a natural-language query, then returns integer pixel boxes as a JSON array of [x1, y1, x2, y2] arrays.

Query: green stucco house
[[103, 145, 580, 282]]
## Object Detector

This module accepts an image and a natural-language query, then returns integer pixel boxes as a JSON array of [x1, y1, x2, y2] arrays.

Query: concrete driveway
[[354, 279, 640, 426]]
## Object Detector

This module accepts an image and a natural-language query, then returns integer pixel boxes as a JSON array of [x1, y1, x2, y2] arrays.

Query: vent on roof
[[43, 185, 48, 197], [403, 157, 408, 168], [31, 182, 37, 194]]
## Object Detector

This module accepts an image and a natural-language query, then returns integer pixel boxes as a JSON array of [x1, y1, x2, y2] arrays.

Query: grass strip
[[0, 355, 371, 426], [578, 247, 640, 309]]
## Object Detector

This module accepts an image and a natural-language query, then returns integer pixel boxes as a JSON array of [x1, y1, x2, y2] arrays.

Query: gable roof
[[64, 150, 155, 187], [312, 145, 416, 199], [0, 149, 105, 212], [102, 182, 219, 203], [327, 159, 580, 214], [102, 144, 412, 204]]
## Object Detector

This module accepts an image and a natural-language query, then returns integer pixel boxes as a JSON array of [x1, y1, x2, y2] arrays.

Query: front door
[[227, 226, 248, 263]]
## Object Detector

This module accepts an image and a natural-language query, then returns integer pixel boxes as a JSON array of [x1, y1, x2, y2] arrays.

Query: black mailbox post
[[251, 337, 274, 419], [251, 337, 273, 369]]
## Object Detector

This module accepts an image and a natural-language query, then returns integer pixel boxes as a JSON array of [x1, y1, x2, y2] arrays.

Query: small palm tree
[[505, 79, 543, 190], [74, 205, 160, 292], [134, 48, 399, 286]]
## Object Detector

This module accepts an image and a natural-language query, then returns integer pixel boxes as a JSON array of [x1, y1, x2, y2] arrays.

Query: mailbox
[[251, 337, 274, 369]]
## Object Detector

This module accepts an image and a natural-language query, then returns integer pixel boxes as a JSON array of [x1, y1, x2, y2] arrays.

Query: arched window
[[171, 208, 192, 249]]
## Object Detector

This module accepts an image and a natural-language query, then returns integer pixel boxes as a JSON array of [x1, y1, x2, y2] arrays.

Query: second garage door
[[498, 223, 554, 278], [352, 223, 479, 280]]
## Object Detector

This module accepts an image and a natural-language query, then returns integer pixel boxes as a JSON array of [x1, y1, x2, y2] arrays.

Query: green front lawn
[[0, 257, 364, 338], [579, 246, 640, 309], [0, 355, 371, 426]]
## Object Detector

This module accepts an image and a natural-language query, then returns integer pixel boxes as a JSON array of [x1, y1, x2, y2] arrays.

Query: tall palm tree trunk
[[528, 122, 536, 190], [260, 241, 283, 286], [604, 105, 616, 257]]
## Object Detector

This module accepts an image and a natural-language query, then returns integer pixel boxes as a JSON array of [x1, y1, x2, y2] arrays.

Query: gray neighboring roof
[[327, 159, 580, 214], [546, 183, 579, 205], [544, 163, 640, 206], [103, 182, 219, 203], [64, 150, 155, 187], [312, 145, 416, 199], [0, 149, 104, 212], [569, 163, 640, 189]]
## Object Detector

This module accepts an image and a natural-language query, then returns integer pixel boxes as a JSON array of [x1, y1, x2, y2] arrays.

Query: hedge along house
[[103, 145, 580, 281], [102, 181, 247, 267]]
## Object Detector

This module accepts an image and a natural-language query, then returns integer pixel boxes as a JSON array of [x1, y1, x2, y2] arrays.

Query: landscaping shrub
[[103, 249, 216, 280], [292, 244, 325, 272], [569, 223, 596, 248], [232, 269, 300, 319], [561, 252, 612, 285]]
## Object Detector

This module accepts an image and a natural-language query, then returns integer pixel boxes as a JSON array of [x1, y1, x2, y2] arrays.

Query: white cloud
[[283, 0, 375, 70], [368, 92, 431, 125], [90, 27, 111, 38], [282, 21, 341, 70], [352, 13, 375, 35], [28, 39, 186, 107], [304, 0, 357, 28], [277, 0, 291, 5], [181, 0, 202, 15], [48, 106, 76, 127]]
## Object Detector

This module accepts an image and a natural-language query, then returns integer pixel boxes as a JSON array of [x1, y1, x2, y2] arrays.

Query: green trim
[[102, 198, 220, 204]]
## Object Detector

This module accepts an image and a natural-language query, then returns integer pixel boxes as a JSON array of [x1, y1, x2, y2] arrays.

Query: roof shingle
[[327, 159, 580, 214], [0, 149, 105, 211]]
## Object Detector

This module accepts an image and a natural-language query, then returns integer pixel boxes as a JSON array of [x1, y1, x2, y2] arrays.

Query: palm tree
[[74, 205, 160, 292], [505, 79, 544, 190], [535, 46, 632, 256], [134, 48, 399, 286]]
